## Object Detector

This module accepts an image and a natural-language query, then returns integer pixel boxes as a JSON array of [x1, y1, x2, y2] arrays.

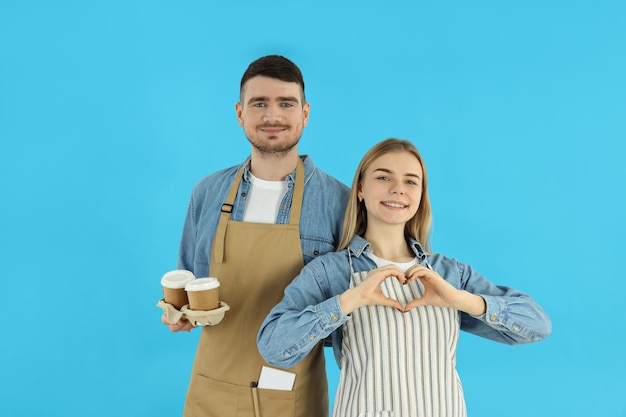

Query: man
[[161, 55, 349, 417]]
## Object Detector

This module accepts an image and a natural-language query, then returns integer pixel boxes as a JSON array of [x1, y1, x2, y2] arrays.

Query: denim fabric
[[178, 155, 350, 277], [257, 235, 552, 368]]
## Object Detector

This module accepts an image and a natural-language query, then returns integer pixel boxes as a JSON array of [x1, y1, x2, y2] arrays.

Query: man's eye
[[253, 103, 266, 108], [280, 102, 294, 107]]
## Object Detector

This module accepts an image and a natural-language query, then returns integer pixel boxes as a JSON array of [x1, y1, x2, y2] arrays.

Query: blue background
[[1, 1, 625, 416]]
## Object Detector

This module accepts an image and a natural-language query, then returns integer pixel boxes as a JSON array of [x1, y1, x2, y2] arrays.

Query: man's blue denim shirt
[[257, 235, 552, 368], [178, 155, 349, 277]]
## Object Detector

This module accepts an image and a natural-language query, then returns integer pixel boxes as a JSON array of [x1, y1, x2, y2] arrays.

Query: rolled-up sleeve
[[456, 261, 552, 344], [177, 196, 196, 272]]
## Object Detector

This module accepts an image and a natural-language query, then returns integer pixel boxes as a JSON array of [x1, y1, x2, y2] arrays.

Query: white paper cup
[[185, 277, 220, 310], [161, 269, 195, 309]]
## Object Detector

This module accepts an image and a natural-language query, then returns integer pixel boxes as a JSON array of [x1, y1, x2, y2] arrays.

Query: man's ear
[[235, 102, 244, 127], [302, 101, 310, 128]]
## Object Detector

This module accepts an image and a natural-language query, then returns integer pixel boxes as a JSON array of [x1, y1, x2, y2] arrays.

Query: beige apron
[[184, 159, 328, 417]]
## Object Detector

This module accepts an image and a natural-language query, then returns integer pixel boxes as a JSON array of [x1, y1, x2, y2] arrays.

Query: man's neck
[[249, 148, 300, 181]]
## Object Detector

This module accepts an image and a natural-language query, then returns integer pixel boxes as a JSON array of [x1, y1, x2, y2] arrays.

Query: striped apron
[[332, 255, 466, 417]]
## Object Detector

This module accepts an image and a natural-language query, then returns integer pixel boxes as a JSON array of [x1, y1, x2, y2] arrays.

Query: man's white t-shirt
[[242, 173, 288, 224]]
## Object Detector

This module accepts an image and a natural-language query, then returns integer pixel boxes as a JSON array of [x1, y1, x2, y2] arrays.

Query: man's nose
[[262, 105, 282, 123]]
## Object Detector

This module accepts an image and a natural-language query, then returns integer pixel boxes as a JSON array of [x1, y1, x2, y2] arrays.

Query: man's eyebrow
[[247, 96, 300, 105], [277, 96, 300, 103], [247, 96, 269, 105], [373, 167, 421, 179]]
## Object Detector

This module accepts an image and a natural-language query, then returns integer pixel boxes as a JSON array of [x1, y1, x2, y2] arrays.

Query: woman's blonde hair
[[336, 138, 432, 252]]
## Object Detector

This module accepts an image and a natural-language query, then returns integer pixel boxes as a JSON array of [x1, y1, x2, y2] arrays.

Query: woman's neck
[[363, 227, 414, 263]]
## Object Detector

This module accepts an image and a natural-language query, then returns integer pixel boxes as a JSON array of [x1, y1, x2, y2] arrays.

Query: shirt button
[[490, 314, 498, 322], [309, 335, 315, 341], [331, 314, 338, 322], [513, 325, 520, 332]]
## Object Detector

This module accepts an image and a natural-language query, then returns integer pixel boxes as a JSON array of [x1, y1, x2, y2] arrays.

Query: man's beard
[[246, 125, 302, 157]]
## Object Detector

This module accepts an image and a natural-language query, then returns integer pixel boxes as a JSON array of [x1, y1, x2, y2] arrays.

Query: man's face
[[236, 76, 309, 156]]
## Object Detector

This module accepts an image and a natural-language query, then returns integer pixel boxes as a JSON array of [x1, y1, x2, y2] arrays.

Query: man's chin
[[248, 139, 300, 156]]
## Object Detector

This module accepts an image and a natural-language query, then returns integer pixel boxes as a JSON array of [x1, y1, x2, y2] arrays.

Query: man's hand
[[161, 313, 196, 332]]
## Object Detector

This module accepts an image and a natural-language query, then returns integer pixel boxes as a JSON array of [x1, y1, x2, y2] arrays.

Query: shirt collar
[[241, 155, 314, 186], [347, 235, 427, 261]]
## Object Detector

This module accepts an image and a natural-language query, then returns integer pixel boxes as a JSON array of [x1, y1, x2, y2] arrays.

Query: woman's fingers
[[370, 264, 406, 285]]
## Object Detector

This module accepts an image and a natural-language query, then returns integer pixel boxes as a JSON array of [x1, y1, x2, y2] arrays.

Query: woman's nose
[[390, 181, 405, 195]]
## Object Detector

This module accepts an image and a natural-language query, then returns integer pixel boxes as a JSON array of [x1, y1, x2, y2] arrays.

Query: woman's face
[[357, 151, 423, 230]]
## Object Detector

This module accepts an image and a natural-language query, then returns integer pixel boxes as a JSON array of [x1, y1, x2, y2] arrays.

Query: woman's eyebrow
[[373, 167, 421, 179]]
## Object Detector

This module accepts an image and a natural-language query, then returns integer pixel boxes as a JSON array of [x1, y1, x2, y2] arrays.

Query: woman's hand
[[404, 265, 486, 315], [339, 265, 406, 314]]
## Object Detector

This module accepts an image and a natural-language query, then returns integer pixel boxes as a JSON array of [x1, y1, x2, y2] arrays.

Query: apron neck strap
[[289, 158, 305, 226], [213, 157, 305, 264], [347, 249, 355, 275]]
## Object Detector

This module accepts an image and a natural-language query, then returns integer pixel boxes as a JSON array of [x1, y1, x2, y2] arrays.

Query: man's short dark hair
[[240, 55, 305, 102]]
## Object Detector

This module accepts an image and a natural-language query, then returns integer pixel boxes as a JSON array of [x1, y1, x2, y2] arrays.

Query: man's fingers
[[166, 319, 195, 333]]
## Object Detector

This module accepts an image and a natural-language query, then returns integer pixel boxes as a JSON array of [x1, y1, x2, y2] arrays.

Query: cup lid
[[185, 277, 220, 291], [161, 269, 195, 289]]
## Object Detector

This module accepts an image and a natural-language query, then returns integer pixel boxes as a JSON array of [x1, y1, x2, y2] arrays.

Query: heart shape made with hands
[[378, 274, 426, 313], [363, 264, 451, 313], [384, 264, 461, 313]]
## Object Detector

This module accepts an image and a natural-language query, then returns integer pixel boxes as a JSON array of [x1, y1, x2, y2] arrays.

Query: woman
[[257, 138, 551, 417]]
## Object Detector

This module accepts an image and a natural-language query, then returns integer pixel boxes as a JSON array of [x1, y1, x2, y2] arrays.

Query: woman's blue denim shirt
[[257, 235, 552, 368], [178, 155, 349, 277]]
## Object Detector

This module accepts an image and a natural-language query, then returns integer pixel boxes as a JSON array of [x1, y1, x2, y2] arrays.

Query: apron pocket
[[256, 387, 296, 417], [188, 374, 297, 417], [187, 374, 239, 416]]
